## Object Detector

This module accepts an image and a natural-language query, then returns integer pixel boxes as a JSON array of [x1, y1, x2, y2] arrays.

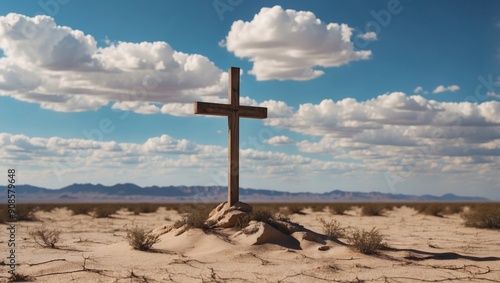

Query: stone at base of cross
[[205, 201, 253, 228]]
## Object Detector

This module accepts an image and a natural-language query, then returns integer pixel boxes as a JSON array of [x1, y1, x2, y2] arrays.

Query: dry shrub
[[419, 204, 446, 217], [361, 204, 385, 216], [286, 204, 306, 215], [13, 205, 38, 221], [126, 203, 160, 215], [329, 204, 352, 215], [234, 214, 252, 230], [67, 204, 93, 215], [318, 218, 345, 239], [92, 205, 119, 218], [9, 272, 35, 282], [444, 204, 464, 215], [251, 207, 274, 223], [347, 228, 385, 254], [126, 226, 160, 251], [462, 204, 500, 229], [29, 227, 61, 248], [309, 204, 326, 212], [174, 205, 214, 230], [234, 207, 294, 235], [249, 207, 293, 235], [0, 207, 7, 224]]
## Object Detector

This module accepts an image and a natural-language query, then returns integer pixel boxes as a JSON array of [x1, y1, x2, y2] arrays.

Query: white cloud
[[112, 101, 161, 114], [267, 135, 295, 146], [413, 86, 428, 94], [142, 135, 198, 154], [259, 100, 294, 118], [0, 13, 227, 112], [160, 103, 195, 116], [0, 132, 356, 188], [265, 92, 500, 153], [357, 32, 377, 41], [0, 125, 498, 197], [433, 85, 460, 94], [224, 6, 372, 81], [487, 91, 500, 99]]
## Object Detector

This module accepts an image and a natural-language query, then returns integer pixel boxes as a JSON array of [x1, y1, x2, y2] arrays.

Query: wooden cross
[[194, 67, 267, 206]]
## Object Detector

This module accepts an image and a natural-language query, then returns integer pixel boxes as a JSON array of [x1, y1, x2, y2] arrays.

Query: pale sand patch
[[0, 205, 499, 282]]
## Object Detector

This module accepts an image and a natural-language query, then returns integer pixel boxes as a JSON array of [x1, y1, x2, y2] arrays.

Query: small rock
[[205, 201, 253, 228], [318, 246, 330, 251]]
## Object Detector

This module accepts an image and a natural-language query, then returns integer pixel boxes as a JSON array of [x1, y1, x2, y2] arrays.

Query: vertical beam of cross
[[194, 67, 267, 206], [228, 67, 240, 206]]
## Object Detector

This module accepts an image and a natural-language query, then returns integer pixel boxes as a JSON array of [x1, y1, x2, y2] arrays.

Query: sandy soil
[[1, 205, 499, 283]]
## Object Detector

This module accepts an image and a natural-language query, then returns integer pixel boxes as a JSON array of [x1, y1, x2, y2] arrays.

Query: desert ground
[[1, 203, 499, 283]]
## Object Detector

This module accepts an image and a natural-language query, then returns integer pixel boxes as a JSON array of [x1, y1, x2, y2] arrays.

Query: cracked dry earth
[[0, 206, 499, 282]]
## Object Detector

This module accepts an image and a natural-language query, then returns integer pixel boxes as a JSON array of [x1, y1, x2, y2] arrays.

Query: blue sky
[[0, 0, 499, 199]]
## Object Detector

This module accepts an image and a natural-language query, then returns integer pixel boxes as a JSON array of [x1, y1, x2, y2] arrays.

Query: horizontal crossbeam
[[194, 102, 267, 119]]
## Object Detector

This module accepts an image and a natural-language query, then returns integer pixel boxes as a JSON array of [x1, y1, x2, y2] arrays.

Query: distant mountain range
[[1, 183, 490, 203]]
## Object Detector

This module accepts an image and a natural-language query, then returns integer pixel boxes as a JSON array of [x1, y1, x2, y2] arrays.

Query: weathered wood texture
[[193, 67, 267, 206]]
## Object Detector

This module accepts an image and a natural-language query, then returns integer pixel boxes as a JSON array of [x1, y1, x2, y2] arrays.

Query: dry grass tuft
[[285, 204, 306, 215], [309, 204, 326, 213], [462, 204, 500, 229], [174, 204, 215, 230], [8, 272, 35, 282], [92, 205, 119, 218], [329, 204, 352, 215], [250, 207, 294, 235], [13, 205, 38, 221], [0, 207, 7, 224], [444, 204, 464, 215], [29, 227, 61, 248], [361, 204, 386, 216], [126, 226, 160, 251], [67, 204, 93, 215], [128, 203, 160, 215], [414, 204, 446, 217], [347, 227, 385, 255], [234, 214, 252, 230], [318, 218, 345, 239]]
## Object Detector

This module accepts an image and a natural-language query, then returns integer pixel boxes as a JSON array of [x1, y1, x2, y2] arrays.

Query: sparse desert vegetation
[[462, 203, 500, 229], [328, 203, 352, 215], [67, 204, 93, 215], [29, 227, 61, 248], [13, 205, 38, 221], [361, 204, 386, 216], [91, 204, 121, 218], [126, 203, 161, 215], [0, 201, 498, 282], [8, 272, 35, 283], [319, 218, 345, 238], [174, 204, 215, 230], [126, 226, 160, 251], [347, 227, 385, 255], [260, 208, 294, 234]]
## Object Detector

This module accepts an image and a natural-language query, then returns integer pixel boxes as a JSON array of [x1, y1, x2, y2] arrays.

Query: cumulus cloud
[[265, 92, 500, 155], [1, 126, 498, 196], [223, 6, 372, 81], [112, 102, 161, 114], [267, 135, 295, 146], [433, 85, 460, 94], [259, 100, 294, 118], [0, 132, 356, 188], [142, 135, 198, 154], [357, 32, 377, 41], [0, 13, 227, 112], [413, 86, 428, 94], [487, 92, 500, 99]]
